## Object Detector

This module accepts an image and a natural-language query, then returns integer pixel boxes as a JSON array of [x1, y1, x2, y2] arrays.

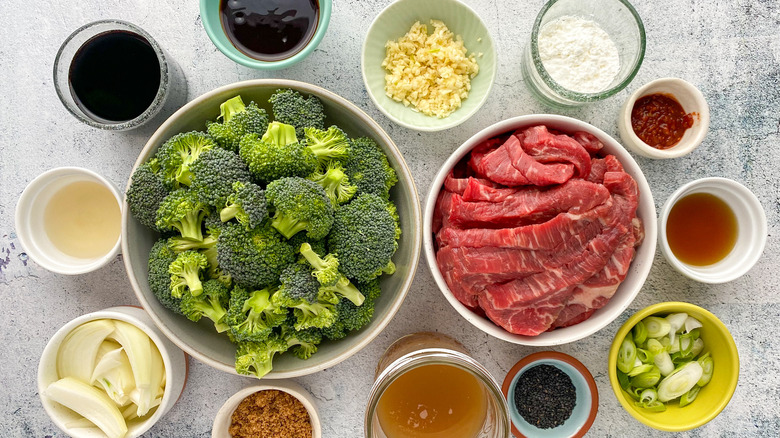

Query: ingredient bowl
[[423, 114, 656, 346], [15, 167, 122, 275], [608, 302, 739, 431], [522, 0, 645, 107], [502, 351, 598, 438], [659, 177, 766, 283], [122, 79, 421, 378], [199, 0, 332, 70], [212, 381, 321, 438], [618, 77, 710, 159], [361, 0, 496, 131], [38, 306, 188, 438]]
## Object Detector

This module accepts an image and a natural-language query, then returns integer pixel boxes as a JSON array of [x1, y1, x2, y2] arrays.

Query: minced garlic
[[382, 20, 479, 119]]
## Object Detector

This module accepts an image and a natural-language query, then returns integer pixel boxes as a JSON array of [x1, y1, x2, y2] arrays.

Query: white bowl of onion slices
[[38, 306, 187, 438]]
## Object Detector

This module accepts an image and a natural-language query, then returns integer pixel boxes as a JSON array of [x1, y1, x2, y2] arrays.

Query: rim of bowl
[[360, 0, 497, 132], [38, 306, 187, 438], [199, 0, 332, 70], [530, 0, 646, 101], [212, 381, 321, 438], [15, 166, 122, 275], [422, 114, 657, 346], [658, 177, 767, 283], [607, 301, 740, 432], [619, 77, 710, 159], [122, 78, 422, 378], [501, 351, 598, 438]]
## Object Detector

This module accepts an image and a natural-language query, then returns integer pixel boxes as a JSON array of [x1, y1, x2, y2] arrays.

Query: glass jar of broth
[[365, 332, 510, 438]]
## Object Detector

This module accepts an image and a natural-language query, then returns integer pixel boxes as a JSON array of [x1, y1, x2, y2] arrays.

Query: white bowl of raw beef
[[423, 114, 656, 345]]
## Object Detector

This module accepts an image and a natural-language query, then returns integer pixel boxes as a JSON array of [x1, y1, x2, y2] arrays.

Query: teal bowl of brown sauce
[[200, 0, 332, 69]]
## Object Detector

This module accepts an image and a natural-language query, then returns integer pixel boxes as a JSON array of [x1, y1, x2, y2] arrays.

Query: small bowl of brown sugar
[[212, 381, 321, 438]]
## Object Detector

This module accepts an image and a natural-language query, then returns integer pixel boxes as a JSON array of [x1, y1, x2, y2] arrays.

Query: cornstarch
[[538, 16, 620, 93]]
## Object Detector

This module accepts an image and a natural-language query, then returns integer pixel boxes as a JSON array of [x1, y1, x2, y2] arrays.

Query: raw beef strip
[[573, 131, 604, 154], [469, 138, 532, 186], [437, 200, 613, 250], [444, 171, 500, 195], [504, 135, 575, 186], [447, 179, 610, 229], [461, 178, 519, 202], [604, 154, 625, 173], [519, 126, 592, 177], [432, 191, 454, 234], [586, 158, 607, 183], [438, 256, 480, 308], [480, 285, 576, 336]]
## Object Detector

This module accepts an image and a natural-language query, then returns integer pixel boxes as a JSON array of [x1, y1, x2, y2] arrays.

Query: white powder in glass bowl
[[537, 16, 620, 93]]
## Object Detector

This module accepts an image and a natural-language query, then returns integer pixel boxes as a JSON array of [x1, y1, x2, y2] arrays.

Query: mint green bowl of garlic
[[361, 0, 496, 132]]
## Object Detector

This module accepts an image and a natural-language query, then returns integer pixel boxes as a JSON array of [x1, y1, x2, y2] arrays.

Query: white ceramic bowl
[[122, 79, 422, 378], [38, 306, 188, 438], [423, 114, 657, 346], [212, 381, 321, 438], [659, 177, 767, 283], [618, 77, 710, 159], [15, 167, 122, 274]]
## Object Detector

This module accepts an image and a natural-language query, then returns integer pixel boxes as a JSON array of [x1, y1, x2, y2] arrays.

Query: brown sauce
[[631, 93, 695, 149], [666, 192, 738, 266], [220, 0, 319, 61]]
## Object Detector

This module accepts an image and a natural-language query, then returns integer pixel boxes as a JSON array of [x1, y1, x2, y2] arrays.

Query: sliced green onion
[[697, 353, 714, 386], [657, 361, 704, 402], [660, 336, 672, 349], [637, 348, 655, 363], [631, 366, 661, 388], [637, 400, 667, 412], [680, 386, 701, 408], [644, 317, 671, 338], [684, 316, 703, 333], [646, 338, 665, 354], [639, 388, 658, 404], [633, 320, 648, 345], [654, 350, 675, 376], [666, 313, 688, 345], [617, 370, 631, 391], [690, 338, 705, 357], [636, 389, 666, 411], [618, 332, 637, 374], [628, 363, 655, 377]]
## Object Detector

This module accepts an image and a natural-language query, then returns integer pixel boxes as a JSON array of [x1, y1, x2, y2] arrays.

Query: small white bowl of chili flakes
[[212, 381, 321, 438], [618, 77, 710, 159]]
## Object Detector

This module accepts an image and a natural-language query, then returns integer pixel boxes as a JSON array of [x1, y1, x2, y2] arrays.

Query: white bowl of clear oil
[[15, 167, 122, 274]]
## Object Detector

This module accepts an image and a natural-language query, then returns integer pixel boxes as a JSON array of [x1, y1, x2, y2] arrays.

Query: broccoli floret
[[156, 131, 216, 187], [307, 161, 357, 205], [343, 137, 398, 199], [225, 286, 286, 343], [327, 193, 399, 283], [190, 147, 251, 207], [279, 314, 323, 360], [265, 177, 334, 240], [288, 234, 327, 259], [234, 334, 289, 379], [155, 189, 210, 241], [148, 239, 182, 315], [279, 263, 320, 303], [299, 242, 339, 287], [318, 276, 365, 307], [220, 181, 268, 230], [167, 233, 231, 286], [206, 96, 269, 153], [322, 279, 381, 340], [126, 159, 172, 231], [179, 279, 230, 332], [269, 89, 326, 137], [216, 222, 296, 290], [239, 122, 317, 183], [303, 126, 350, 164], [169, 250, 208, 298], [271, 286, 337, 331]]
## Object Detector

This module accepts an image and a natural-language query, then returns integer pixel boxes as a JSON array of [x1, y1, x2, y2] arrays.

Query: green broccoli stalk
[[279, 314, 323, 360], [179, 279, 230, 332], [155, 189, 210, 241], [206, 96, 269, 153], [169, 251, 208, 298], [216, 223, 296, 290], [224, 286, 286, 343], [299, 243, 339, 286], [265, 177, 334, 240], [323, 279, 382, 340], [343, 137, 398, 200], [126, 159, 172, 231], [238, 122, 317, 183], [318, 276, 365, 307], [307, 161, 357, 205], [303, 126, 350, 164], [271, 286, 337, 331], [269, 89, 326, 137], [220, 181, 268, 230], [234, 334, 289, 378], [168, 235, 217, 253], [189, 147, 251, 207], [148, 239, 182, 315], [156, 131, 216, 187], [327, 193, 400, 283]]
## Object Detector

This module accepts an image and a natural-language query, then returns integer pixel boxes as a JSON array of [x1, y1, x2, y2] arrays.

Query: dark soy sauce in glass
[[69, 31, 161, 123], [220, 0, 319, 61]]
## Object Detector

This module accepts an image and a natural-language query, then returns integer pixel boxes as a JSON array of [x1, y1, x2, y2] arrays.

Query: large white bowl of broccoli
[[122, 79, 421, 379]]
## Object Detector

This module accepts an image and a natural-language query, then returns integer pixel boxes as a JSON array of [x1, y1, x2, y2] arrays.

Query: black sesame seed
[[513, 364, 576, 429]]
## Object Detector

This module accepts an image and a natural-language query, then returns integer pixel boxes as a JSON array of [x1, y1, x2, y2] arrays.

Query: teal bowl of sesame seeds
[[502, 351, 599, 438]]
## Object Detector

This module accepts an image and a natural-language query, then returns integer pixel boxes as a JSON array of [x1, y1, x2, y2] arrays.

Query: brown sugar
[[229, 389, 313, 438]]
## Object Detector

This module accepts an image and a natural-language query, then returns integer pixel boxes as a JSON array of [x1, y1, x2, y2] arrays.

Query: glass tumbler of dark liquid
[[53, 20, 187, 130]]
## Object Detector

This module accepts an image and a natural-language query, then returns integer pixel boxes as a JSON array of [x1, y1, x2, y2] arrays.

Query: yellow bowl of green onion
[[608, 302, 739, 431]]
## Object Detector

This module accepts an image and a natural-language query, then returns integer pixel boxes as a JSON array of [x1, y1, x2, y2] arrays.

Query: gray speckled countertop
[[1, 0, 778, 436]]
